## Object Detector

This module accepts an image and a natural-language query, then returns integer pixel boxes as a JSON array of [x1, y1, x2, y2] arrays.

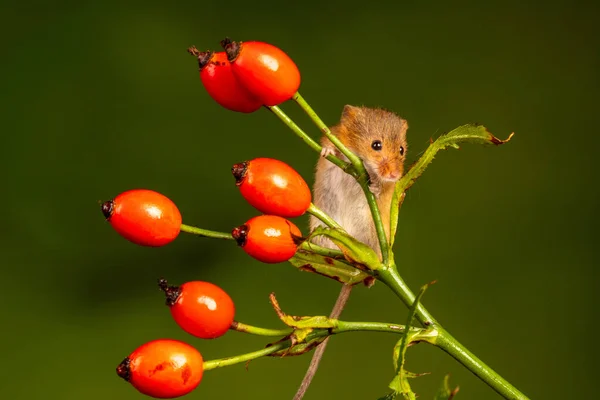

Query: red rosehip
[[232, 158, 311, 218], [221, 38, 301, 106], [116, 339, 203, 399], [101, 189, 182, 247], [232, 215, 303, 263], [158, 278, 235, 339], [188, 46, 262, 113]]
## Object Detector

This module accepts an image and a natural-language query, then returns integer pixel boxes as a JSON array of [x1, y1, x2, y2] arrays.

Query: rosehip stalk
[[292, 92, 363, 169], [266, 105, 350, 173], [230, 321, 292, 337], [180, 223, 233, 240], [306, 203, 342, 230], [297, 242, 345, 259]]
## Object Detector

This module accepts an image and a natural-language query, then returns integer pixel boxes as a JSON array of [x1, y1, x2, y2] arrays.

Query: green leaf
[[377, 392, 397, 400], [309, 227, 381, 271], [388, 374, 416, 400], [269, 292, 337, 330], [289, 250, 370, 285], [390, 124, 513, 243], [434, 375, 460, 400], [388, 189, 405, 250]]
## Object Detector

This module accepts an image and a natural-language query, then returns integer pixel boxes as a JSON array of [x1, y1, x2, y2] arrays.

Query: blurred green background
[[2, 0, 597, 399]]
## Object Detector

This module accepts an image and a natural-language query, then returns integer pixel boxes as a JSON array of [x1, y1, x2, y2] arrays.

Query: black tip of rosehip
[[231, 161, 249, 186], [187, 45, 201, 57], [101, 200, 114, 220], [220, 37, 233, 50], [116, 357, 131, 381], [221, 37, 241, 62], [291, 232, 306, 246], [187, 46, 213, 70], [158, 278, 181, 307], [231, 224, 249, 247]]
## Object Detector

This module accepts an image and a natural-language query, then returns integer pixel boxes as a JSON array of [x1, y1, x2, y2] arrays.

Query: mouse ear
[[341, 105, 361, 122], [399, 117, 409, 132]]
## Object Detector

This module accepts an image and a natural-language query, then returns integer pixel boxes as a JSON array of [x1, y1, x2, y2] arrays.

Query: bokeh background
[[2, 0, 597, 399]]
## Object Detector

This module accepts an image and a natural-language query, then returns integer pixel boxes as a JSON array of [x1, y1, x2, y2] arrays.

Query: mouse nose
[[379, 159, 403, 181], [388, 171, 400, 180]]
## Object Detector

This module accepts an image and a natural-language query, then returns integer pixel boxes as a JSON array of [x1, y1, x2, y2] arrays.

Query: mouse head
[[338, 105, 408, 182]]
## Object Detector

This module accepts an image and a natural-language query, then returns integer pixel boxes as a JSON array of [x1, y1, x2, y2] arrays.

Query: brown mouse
[[294, 105, 408, 400], [310, 104, 408, 253]]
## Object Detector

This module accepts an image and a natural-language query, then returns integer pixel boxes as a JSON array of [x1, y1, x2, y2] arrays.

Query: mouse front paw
[[320, 145, 336, 158], [369, 182, 382, 196]]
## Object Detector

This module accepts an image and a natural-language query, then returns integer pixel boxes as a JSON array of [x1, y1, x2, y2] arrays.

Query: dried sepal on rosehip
[[116, 339, 204, 399], [232, 215, 304, 263], [187, 46, 262, 113], [221, 38, 301, 107], [232, 158, 311, 218], [101, 189, 182, 247], [158, 278, 235, 339]]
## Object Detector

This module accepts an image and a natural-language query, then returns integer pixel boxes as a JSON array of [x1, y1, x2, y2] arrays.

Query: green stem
[[376, 265, 437, 326], [293, 92, 361, 167], [298, 242, 346, 259], [204, 320, 422, 371], [334, 320, 419, 335], [377, 265, 529, 400], [266, 105, 350, 172], [292, 92, 390, 265], [231, 321, 292, 336], [180, 224, 233, 240], [203, 340, 291, 371], [307, 203, 343, 230], [436, 328, 528, 400], [357, 178, 391, 265]]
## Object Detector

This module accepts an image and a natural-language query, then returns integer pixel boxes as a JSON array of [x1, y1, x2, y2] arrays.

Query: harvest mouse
[[294, 105, 408, 400], [310, 104, 408, 253]]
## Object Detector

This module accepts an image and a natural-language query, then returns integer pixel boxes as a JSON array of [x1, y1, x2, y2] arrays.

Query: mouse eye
[[371, 140, 382, 151], [399, 146, 405, 156]]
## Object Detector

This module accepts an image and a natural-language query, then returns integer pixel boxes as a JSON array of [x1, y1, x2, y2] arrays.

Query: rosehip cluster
[[113, 277, 235, 398], [102, 160, 309, 397], [188, 38, 301, 112], [231, 157, 310, 263], [110, 271, 235, 398], [101, 157, 310, 264], [102, 37, 316, 399], [102, 165, 310, 399], [104, 160, 309, 397]]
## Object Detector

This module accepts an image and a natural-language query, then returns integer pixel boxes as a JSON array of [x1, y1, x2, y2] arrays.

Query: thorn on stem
[[269, 292, 286, 320], [449, 386, 460, 400]]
